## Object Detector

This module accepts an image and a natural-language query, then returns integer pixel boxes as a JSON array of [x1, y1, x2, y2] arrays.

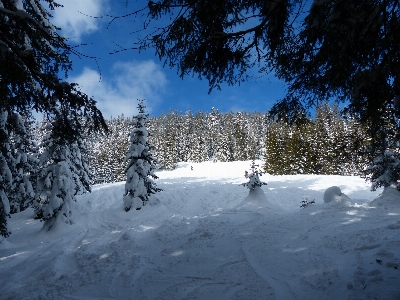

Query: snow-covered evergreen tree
[[367, 149, 400, 191], [264, 119, 289, 175], [34, 116, 92, 230], [123, 100, 161, 211], [233, 112, 248, 161], [248, 112, 268, 160], [216, 118, 235, 162], [0, 109, 39, 237], [0, 109, 12, 238], [342, 113, 369, 175], [99, 115, 130, 182], [155, 111, 178, 170], [0, 0, 106, 237], [190, 110, 208, 163], [242, 160, 267, 190], [8, 112, 39, 214], [364, 102, 400, 191], [286, 121, 311, 174], [205, 107, 221, 162], [180, 109, 196, 162]]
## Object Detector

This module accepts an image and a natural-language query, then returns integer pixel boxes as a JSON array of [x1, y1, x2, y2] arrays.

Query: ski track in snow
[[1, 161, 400, 300]]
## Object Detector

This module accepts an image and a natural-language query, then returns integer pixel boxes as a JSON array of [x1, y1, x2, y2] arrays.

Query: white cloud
[[70, 60, 168, 118], [51, 0, 108, 42]]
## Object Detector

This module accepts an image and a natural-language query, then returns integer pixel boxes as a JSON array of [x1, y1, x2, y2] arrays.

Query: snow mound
[[323, 186, 352, 206], [236, 186, 278, 211], [369, 186, 400, 210], [246, 186, 268, 202]]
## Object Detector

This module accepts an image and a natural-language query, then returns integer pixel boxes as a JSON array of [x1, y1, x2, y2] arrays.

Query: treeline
[[33, 104, 369, 184], [264, 104, 369, 176]]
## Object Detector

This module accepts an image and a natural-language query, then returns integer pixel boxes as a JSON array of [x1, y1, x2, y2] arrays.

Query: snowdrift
[[1, 160, 399, 300]]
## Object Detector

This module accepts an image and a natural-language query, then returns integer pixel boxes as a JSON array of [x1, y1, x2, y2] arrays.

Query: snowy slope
[[1, 161, 399, 300]]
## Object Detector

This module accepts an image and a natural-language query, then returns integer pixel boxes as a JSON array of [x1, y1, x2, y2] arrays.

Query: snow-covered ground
[[1, 160, 399, 300]]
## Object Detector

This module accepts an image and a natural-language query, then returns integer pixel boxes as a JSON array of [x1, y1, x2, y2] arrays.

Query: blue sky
[[51, 0, 289, 118]]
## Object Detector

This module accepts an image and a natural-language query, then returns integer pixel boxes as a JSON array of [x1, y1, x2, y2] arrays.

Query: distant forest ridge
[[32, 103, 369, 184]]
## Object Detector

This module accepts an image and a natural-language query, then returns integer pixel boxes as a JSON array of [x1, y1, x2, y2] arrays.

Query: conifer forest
[[31, 103, 372, 185]]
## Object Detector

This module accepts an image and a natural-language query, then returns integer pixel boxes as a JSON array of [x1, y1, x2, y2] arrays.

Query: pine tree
[[296, 119, 317, 174], [123, 100, 161, 211], [286, 124, 307, 174], [156, 110, 178, 170], [312, 105, 331, 174], [0, 0, 105, 132], [0, 109, 12, 238], [0, 0, 106, 237], [233, 112, 248, 161], [174, 111, 184, 162], [242, 160, 267, 190], [342, 113, 369, 175], [215, 111, 234, 162], [180, 109, 196, 162], [147, 115, 163, 169], [8, 111, 39, 214], [363, 102, 400, 191], [0, 109, 39, 236], [191, 111, 208, 163], [205, 107, 221, 162], [264, 119, 289, 175], [33, 114, 92, 230], [248, 112, 268, 160], [105, 115, 131, 182]]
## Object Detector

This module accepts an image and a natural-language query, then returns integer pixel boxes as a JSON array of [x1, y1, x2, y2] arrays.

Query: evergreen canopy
[[127, 0, 399, 125], [0, 0, 106, 138]]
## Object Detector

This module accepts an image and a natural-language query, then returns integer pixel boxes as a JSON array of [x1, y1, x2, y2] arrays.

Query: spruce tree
[[214, 111, 235, 162], [286, 125, 305, 175], [1, 109, 38, 236], [180, 109, 196, 162], [205, 107, 221, 162], [296, 119, 317, 174], [0, 0, 106, 237], [342, 114, 369, 175], [156, 110, 178, 170], [264, 119, 289, 175], [105, 115, 131, 182], [0, 109, 12, 238], [216, 124, 235, 162], [34, 115, 92, 230], [233, 112, 248, 161], [242, 160, 267, 190], [147, 115, 163, 169], [363, 102, 400, 190], [123, 100, 161, 211], [8, 111, 39, 214], [191, 111, 208, 163]]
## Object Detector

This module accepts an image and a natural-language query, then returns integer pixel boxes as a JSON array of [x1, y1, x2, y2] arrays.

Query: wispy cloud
[[70, 60, 168, 118], [50, 0, 108, 42]]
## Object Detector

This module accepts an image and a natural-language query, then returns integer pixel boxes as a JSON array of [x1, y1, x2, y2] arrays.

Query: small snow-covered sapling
[[241, 160, 267, 190]]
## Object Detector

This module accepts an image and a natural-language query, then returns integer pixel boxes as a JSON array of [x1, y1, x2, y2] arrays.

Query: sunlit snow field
[[1, 160, 399, 300]]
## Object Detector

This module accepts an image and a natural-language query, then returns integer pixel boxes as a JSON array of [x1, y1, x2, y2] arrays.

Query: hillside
[[1, 161, 399, 300]]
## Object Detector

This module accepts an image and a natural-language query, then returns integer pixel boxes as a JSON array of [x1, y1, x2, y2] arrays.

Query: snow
[[323, 186, 351, 206], [1, 160, 400, 299]]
